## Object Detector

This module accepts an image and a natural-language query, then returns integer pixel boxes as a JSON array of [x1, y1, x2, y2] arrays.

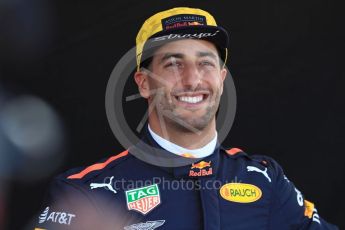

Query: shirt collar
[[148, 124, 217, 158], [131, 125, 252, 179]]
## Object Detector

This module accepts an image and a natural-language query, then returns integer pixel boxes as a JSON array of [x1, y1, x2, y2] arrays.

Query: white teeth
[[178, 95, 203, 103]]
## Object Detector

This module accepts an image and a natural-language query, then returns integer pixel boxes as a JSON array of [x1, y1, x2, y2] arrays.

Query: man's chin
[[168, 115, 212, 133], [173, 108, 208, 117]]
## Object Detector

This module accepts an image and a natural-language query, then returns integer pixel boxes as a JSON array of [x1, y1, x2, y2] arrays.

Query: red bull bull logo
[[191, 161, 211, 169], [188, 21, 203, 26], [189, 161, 212, 177]]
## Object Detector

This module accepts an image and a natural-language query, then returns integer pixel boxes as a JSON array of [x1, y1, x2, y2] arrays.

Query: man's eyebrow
[[197, 51, 218, 60], [158, 51, 217, 64], [159, 53, 184, 63]]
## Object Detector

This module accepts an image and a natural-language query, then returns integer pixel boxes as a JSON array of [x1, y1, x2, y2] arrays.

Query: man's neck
[[148, 118, 216, 150], [148, 124, 217, 158]]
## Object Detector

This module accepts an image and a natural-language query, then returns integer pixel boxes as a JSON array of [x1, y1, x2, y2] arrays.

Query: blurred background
[[0, 0, 344, 229]]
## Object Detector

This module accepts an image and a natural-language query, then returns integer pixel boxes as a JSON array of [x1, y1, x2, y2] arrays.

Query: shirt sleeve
[[267, 158, 338, 230], [33, 178, 104, 230]]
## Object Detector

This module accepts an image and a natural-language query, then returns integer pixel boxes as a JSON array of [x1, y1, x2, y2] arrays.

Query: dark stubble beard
[[155, 88, 222, 134]]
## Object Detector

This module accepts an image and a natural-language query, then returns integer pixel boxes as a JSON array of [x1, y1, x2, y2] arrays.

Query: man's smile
[[172, 91, 210, 108]]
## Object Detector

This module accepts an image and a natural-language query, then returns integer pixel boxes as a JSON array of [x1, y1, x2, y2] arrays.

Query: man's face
[[137, 39, 227, 132]]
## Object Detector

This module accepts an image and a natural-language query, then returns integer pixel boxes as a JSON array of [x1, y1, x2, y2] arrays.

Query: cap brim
[[149, 25, 228, 48], [141, 25, 229, 64]]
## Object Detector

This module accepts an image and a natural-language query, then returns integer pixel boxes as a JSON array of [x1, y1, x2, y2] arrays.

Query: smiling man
[[135, 38, 226, 149], [34, 7, 338, 230]]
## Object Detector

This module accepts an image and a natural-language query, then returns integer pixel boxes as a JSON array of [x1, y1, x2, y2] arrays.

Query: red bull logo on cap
[[162, 14, 206, 30], [189, 161, 212, 177]]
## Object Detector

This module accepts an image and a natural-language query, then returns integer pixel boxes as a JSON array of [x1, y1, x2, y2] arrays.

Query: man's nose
[[180, 63, 202, 89]]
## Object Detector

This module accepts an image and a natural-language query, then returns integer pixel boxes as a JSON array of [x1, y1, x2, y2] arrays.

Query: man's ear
[[134, 71, 151, 99], [219, 67, 228, 95], [221, 67, 227, 81]]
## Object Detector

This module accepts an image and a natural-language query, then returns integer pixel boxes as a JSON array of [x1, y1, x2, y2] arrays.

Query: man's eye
[[164, 62, 182, 68], [200, 61, 215, 66]]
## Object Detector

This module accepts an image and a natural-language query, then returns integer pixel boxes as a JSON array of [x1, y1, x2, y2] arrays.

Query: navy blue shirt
[[34, 129, 338, 230]]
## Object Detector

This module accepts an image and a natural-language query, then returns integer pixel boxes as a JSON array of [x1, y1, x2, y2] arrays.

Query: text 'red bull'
[[189, 161, 212, 177]]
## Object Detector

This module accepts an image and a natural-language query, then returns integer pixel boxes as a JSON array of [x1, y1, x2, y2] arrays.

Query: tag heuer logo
[[125, 184, 161, 215]]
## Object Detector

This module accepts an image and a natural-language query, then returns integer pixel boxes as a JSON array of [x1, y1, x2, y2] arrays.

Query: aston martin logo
[[124, 220, 165, 230]]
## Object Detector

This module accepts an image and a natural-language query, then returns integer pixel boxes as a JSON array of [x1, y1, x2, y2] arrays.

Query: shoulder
[[223, 147, 277, 165], [222, 147, 286, 180], [54, 149, 133, 186]]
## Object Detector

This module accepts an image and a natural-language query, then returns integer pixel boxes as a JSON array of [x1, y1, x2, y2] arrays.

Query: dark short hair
[[140, 56, 153, 70]]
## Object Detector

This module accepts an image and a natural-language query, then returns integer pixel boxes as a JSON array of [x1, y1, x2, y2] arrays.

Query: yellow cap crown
[[136, 7, 227, 71]]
